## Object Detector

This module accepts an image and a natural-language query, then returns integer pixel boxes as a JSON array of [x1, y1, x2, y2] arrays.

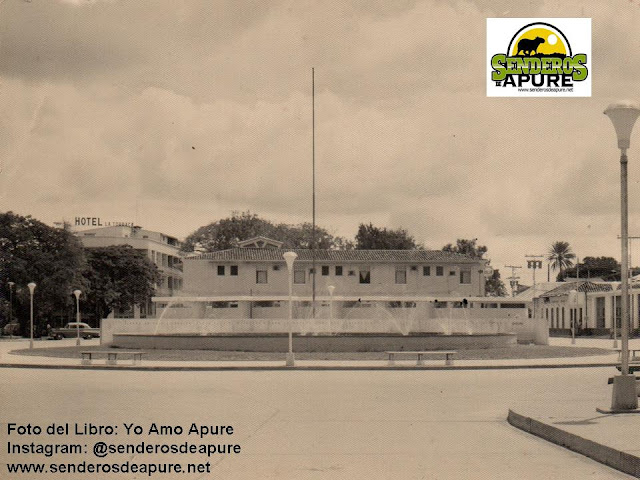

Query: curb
[[507, 409, 640, 477], [0, 362, 620, 372]]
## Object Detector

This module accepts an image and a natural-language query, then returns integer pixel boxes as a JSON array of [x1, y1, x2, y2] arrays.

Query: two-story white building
[[182, 237, 486, 298], [76, 225, 183, 317]]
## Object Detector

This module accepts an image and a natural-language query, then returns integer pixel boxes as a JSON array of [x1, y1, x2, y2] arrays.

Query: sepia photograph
[[1, 0, 640, 478]]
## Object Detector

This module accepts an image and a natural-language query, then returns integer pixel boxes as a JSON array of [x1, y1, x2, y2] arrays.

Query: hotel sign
[[74, 217, 134, 227]]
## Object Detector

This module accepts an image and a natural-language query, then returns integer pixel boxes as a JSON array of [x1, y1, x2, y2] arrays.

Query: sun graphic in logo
[[508, 23, 571, 57]]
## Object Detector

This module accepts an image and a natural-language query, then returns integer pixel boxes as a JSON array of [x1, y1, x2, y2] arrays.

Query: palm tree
[[548, 241, 576, 279]]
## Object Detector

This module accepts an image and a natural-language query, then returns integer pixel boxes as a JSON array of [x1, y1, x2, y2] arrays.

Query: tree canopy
[[557, 256, 621, 281], [441, 238, 487, 259], [485, 269, 508, 297], [182, 211, 348, 252], [83, 246, 160, 321], [0, 211, 87, 333], [354, 223, 419, 250]]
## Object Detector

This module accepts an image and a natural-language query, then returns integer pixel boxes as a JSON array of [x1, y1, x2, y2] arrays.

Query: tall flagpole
[[312, 67, 316, 318]]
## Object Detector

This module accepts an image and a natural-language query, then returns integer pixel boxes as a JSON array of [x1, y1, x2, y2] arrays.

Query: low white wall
[[101, 307, 547, 345]]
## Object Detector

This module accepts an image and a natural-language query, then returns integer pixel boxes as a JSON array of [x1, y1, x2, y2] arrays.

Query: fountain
[[109, 296, 531, 351]]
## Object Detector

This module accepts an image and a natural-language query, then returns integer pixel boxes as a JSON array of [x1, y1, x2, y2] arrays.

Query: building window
[[460, 270, 471, 284], [256, 269, 267, 284], [230, 265, 238, 276], [217, 265, 225, 276], [423, 266, 431, 276], [449, 270, 456, 276], [335, 266, 343, 276], [395, 267, 407, 284], [436, 266, 444, 276], [322, 265, 329, 276], [294, 270, 306, 284], [359, 268, 371, 284]]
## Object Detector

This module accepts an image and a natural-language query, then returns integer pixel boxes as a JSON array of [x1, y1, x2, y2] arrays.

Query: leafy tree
[[558, 256, 620, 281], [485, 269, 507, 297], [548, 241, 576, 278], [269, 222, 340, 250], [182, 211, 345, 252], [354, 223, 419, 250], [442, 238, 487, 259], [0, 211, 87, 333], [83, 246, 160, 321]]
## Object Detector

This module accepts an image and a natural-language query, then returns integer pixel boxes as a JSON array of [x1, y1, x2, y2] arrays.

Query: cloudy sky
[[1, 0, 640, 287]]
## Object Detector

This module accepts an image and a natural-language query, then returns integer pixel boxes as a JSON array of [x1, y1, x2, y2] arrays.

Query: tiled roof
[[540, 281, 613, 298], [513, 282, 565, 301], [617, 282, 640, 290], [185, 248, 480, 263]]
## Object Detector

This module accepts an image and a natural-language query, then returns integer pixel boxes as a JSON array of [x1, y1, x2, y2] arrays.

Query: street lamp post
[[604, 100, 640, 411], [7, 282, 15, 338], [27, 282, 36, 349], [73, 290, 82, 346], [613, 294, 619, 349], [283, 251, 298, 367], [327, 285, 335, 334]]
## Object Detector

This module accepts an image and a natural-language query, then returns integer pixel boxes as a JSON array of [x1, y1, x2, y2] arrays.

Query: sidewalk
[[509, 394, 640, 478]]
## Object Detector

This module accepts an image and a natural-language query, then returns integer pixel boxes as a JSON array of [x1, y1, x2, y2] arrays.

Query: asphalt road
[[0, 366, 633, 479]]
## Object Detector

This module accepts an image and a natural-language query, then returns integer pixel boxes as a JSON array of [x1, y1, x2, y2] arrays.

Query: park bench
[[385, 350, 456, 367], [81, 351, 146, 366], [614, 348, 640, 362]]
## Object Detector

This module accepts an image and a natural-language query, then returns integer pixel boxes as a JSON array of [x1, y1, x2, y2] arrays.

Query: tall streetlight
[[283, 251, 298, 367], [604, 100, 640, 411], [73, 290, 82, 346], [7, 282, 15, 338], [327, 285, 335, 334], [27, 282, 36, 349]]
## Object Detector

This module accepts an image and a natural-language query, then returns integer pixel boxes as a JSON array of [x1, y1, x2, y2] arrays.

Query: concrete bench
[[385, 351, 456, 367], [81, 351, 146, 366], [614, 348, 640, 362]]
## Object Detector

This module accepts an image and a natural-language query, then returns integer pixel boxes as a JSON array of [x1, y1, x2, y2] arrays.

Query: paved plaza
[[0, 353, 635, 479]]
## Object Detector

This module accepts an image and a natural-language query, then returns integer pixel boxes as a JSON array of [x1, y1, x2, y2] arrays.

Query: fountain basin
[[111, 332, 517, 352]]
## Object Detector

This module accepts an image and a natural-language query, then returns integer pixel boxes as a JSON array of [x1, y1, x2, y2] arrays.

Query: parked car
[[2, 322, 20, 336], [50, 323, 100, 340]]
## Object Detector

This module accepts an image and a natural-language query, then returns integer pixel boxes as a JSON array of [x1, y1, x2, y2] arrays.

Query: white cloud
[[2, 0, 640, 288]]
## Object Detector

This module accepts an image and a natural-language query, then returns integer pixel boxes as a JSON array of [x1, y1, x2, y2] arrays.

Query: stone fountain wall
[[111, 332, 518, 352], [102, 308, 545, 346]]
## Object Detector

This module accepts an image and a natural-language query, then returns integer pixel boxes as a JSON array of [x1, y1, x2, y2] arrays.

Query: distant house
[[534, 281, 614, 335], [180, 237, 488, 298]]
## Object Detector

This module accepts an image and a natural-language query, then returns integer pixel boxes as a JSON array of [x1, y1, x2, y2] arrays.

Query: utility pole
[[525, 255, 545, 294], [505, 265, 522, 297], [526, 255, 544, 321]]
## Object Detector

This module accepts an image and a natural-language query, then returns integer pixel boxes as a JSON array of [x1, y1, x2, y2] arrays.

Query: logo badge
[[487, 18, 591, 97]]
